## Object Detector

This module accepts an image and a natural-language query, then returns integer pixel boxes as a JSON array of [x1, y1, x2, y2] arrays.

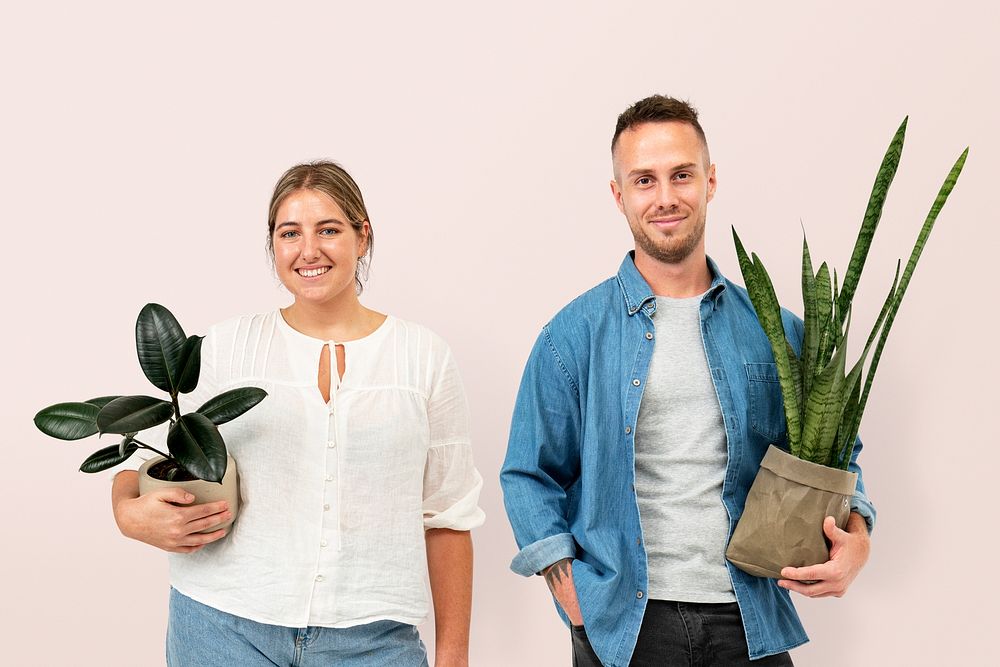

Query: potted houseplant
[[33, 303, 267, 530], [725, 118, 968, 578]]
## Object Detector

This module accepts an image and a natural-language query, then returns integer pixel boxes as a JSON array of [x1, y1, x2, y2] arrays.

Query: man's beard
[[630, 212, 706, 264]]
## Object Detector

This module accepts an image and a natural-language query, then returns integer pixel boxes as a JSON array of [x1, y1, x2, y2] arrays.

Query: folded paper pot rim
[[725, 445, 857, 579]]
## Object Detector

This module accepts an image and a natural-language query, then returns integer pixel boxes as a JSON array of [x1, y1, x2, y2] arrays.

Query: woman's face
[[272, 188, 368, 307]]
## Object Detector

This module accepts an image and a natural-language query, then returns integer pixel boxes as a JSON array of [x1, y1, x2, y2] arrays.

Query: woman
[[111, 161, 485, 666]]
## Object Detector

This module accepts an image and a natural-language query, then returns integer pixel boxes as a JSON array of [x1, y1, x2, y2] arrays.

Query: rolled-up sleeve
[[500, 326, 582, 576], [422, 347, 485, 531]]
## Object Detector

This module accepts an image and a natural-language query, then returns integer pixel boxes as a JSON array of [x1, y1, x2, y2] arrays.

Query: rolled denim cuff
[[850, 489, 876, 534], [510, 532, 576, 576]]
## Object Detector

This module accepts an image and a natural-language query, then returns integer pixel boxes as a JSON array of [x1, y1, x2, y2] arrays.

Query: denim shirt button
[[624, 426, 632, 434], [645, 332, 653, 340], [636, 591, 644, 599], [632, 378, 640, 386]]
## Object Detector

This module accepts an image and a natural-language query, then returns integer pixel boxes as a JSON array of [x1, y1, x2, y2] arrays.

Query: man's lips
[[649, 215, 685, 228]]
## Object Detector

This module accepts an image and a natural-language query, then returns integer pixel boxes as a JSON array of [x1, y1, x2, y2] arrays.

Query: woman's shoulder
[[203, 311, 282, 349], [380, 315, 457, 360]]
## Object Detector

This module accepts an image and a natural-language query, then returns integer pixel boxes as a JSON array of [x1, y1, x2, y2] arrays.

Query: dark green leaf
[[800, 234, 817, 401], [80, 442, 140, 473], [136, 303, 187, 394], [97, 395, 174, 435], [168, 413, 227, 482], [197, 387, 268, 425], [34, 402, 100, 440], [176, 335, 204, 394], [85, 396, 122, 409]]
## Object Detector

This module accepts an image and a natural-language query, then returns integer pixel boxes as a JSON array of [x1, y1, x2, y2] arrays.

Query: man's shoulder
[[545, 275, 622, 334]]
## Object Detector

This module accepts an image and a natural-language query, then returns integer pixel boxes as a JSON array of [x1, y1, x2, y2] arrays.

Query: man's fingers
[[780, 564, 825, 581]]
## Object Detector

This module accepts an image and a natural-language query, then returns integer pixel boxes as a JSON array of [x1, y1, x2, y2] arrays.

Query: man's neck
[[634, 248, 712, 298]]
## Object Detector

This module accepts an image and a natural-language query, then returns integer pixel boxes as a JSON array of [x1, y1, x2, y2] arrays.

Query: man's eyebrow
[[625, 162, 699, 179]]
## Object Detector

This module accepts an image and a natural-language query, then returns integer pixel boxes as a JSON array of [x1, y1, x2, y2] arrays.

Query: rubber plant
[[733, 118, 967, 470], [34, 303, 266, 482]]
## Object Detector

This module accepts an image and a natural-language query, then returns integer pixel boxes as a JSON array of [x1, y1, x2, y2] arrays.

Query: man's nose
[[655, 183, 679, 210]]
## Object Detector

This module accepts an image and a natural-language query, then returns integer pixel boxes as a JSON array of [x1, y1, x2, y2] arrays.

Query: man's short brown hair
[[611, 95, 708, 156]]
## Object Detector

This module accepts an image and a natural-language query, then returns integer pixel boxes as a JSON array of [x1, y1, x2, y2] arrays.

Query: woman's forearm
[[425, 528, 473, 666]]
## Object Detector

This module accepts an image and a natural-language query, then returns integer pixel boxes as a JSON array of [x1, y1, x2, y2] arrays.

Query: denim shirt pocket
[[745, 362, 787, 445]]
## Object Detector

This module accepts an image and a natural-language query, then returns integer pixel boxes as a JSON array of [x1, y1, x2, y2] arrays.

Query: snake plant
[[34, 304, 267, 482], [733, 118, 967, 469]]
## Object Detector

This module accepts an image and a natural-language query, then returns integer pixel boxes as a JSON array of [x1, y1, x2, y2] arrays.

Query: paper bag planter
[[725, 119, 967, 577]]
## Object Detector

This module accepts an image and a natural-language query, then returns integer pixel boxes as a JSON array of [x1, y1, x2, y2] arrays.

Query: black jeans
[[571, 600, 793, 666]]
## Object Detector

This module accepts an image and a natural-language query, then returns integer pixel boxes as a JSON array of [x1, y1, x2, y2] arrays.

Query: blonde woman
[[111, 161, 484, 666]]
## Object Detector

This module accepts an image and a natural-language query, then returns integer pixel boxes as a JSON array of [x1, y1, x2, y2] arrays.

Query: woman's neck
[[281, 295, 385, 342]]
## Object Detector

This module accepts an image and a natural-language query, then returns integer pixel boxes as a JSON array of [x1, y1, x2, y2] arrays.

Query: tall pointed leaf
[[176, 335, 204, 394], [80, 442, 140, 473], [814, 263, 834, 374], [801, 235, 818, 401], [844, 148, 968, 462], [34, 402, 100, 440], [733, 228, 803, 454], [97, 395, 174, 435], [168, 413, 227, 482], [136, 303, 187, 394], [197, 387, 268, 426], [837, 117, 908, 316], [800, 313, 851, 464]]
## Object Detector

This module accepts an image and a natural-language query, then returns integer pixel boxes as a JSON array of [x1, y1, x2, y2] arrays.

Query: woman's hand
[[111, 470, 231, 553]]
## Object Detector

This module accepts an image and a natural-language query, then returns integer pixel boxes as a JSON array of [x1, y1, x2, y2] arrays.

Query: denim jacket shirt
[[500, 253, 875, 666]]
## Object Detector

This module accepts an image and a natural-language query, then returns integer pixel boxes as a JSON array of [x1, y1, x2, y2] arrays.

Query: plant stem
[[132, 438, 172, 461]]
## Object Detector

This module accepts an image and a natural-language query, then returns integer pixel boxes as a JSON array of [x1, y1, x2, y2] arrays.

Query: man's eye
[[675, 172, 691, 181], [636, 177, 652, 186]]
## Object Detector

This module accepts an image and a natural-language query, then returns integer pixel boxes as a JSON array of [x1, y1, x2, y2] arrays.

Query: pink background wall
[[3, 2, 997, 665]]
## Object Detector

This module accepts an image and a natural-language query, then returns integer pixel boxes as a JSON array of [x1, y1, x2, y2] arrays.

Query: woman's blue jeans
[[167, 588, 428, 667]]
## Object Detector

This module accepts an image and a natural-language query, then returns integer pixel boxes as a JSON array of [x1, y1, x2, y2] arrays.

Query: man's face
[[611, 121, 717, 266]]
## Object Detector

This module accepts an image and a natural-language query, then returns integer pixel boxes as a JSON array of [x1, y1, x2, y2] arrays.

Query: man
[[500, 95, 874, 666]]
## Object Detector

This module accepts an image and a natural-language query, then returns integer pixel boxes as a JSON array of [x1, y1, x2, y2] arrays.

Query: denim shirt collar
[[615, 251, 728, 316]]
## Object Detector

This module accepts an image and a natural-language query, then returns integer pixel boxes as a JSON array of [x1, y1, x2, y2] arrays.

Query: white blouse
[[166, 310, 485, 628]]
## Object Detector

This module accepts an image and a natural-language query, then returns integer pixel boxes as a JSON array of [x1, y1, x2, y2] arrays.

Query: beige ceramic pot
[[137, 455, 239, 532]]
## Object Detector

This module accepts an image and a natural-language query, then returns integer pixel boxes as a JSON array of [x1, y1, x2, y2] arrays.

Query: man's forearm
[[425, 528, 473, 666]]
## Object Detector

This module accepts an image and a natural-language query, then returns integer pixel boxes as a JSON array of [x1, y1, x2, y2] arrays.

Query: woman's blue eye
[[280, 230, 299, 239], [319, 228, 339, 236]]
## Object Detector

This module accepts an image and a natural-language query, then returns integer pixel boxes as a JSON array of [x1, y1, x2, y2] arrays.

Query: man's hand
[[543, 558, 583, 626], [112, 470, 231, 553], [778, 513, 870, 598]]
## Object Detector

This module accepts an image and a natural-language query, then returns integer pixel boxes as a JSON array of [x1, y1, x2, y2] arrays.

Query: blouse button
[[323, 504, 330, 511], [325, 474, 333, 482], [320, 539, 328, 548], [315, 575, 325, 582], [327, 441, 336, 449]]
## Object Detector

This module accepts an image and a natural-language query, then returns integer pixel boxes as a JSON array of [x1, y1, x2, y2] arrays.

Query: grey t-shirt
[[634, 295, 736, 602]]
